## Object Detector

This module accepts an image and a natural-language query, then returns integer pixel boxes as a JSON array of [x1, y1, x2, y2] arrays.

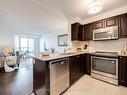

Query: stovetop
[[91, 51, 119, 57]]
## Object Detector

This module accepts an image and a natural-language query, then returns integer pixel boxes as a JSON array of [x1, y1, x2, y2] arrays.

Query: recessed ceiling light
[[87, 0, 103, 14]]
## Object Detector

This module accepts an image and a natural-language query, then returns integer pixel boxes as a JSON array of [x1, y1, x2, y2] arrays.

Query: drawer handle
[[59, 61, 65, 65], [76, 56, 80, 58]]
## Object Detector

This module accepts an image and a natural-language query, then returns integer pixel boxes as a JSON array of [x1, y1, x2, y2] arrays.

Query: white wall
[[40, 31, 69, 53], [0, 0, 68, 52], [0, 31, 14, 48], [69, 5, 127, 52]]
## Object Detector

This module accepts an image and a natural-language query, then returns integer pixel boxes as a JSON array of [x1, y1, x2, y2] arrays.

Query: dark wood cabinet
[[105, 16, 119, 27], [119, 13, 127, 38], [119, 56, 127, 87], [69, 54, 91, 85], [71, 13, 127, 41], [33, 53, 91, 94], [93, 16, 119, 30], [82, 23, 93, 41], [93, 20, 104, 29], [84, 54, 91, 75], [69, 54, 85, 85], [71, 22, 82, 41], [33, 59, 50, 95]]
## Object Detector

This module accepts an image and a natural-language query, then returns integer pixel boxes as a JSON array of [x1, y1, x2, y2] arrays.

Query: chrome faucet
[[64, 48, 71, 54]]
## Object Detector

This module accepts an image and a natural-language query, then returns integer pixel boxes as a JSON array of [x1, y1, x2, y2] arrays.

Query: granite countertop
[[118, 54, 127, 56], [34, 51, 127, 61], [34, 51, 91, 61]]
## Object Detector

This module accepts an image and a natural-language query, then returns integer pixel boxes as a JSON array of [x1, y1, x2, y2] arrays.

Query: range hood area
[[93, 26, 118, 41]]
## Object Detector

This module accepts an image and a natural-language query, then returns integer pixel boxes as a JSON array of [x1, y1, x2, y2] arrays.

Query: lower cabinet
[[69, 54, 85, 85], [84, 54, 91, 75], [33, 59, 50, 95], [119, 56, 127, 86], [69, 54, 91, 85], [33, 53, 92, 94]]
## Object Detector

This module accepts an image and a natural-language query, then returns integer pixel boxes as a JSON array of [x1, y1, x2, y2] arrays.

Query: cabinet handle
[[76, 56, 80, 58]]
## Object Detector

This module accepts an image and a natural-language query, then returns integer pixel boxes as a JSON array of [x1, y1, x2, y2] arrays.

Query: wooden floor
[[0, 65, 33, 95]]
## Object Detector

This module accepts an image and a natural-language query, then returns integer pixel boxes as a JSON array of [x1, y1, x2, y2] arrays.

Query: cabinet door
[[83, 23, 93, 41], [93, 20, 104, 29], [84, 54, 91, 75], [119, 14, 127, 38], [119, 56, 127, 86], [105, 16, 119, 27], [71, 22, 82, 41], [69, 55, 84, 85], [33, 59, 47, 95]]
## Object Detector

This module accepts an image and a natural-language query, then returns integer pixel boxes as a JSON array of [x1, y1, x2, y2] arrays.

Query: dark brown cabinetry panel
[[105, 16, 119, 27], [69, 55, 85, 85], [71, 22, 82, 41], [69, 54, 91, 85], [93, 16, 119, 30], [82, 23, 93, 41], [84, 54, 91, 75], [119, 14, 127, 38], [119, 56, 127, 87], [93, 20, 104, 29], [71, 13, 127, 41], [33, 59, 50, 95]]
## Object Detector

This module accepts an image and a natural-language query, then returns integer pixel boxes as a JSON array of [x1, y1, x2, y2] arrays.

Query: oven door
[[91, 56, 118, 79]]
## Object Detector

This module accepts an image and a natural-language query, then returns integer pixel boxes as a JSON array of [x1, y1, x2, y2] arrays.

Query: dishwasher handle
[[50, 58, 69, 65]]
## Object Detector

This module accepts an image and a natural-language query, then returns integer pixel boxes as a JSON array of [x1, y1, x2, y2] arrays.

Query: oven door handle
[[91, 57, 96, 67], [93, 62, 96, 67], [92, 62, 96, 67]]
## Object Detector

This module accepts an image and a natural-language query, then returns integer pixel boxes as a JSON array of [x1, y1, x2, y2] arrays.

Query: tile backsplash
[[71, 38, 127, 53]]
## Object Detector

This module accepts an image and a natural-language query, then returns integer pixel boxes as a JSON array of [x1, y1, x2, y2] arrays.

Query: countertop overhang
[[33, 51, 90, 61], [33, 51, 127, 62]]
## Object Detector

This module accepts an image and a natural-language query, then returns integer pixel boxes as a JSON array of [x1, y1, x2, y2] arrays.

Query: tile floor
[[63, 75, 127, 95]]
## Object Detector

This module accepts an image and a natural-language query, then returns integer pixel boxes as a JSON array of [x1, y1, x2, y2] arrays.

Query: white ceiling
[[0, 0, 127, 35], [53, 0, 127, 19], [0, 0, 68, 35]]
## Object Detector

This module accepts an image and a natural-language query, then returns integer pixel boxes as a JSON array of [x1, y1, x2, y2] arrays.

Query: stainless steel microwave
[[93, 26, 118, 41]]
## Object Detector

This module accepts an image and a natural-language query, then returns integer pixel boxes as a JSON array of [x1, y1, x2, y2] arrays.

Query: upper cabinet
[[119, 13, 127, 38], [71, 13, 127, 41], [82, 23, 93, 41], [105, 16, 119, 27], [93, 20, 104, 29], [71, 22, 82, 41], [93, 16, 119, 30]]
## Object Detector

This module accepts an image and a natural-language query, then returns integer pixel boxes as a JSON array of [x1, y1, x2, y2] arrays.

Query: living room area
[[0, 34, 39, 95], [0, 33, 40, 71], [0, 30, 41, 94]]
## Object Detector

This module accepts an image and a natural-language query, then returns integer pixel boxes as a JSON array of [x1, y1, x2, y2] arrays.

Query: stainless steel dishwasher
[[50, 58, 69, 95]]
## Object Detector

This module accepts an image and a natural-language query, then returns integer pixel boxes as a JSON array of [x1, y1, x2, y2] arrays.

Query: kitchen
[[33, 1, 127, 95], [0, 0, 127, 95]]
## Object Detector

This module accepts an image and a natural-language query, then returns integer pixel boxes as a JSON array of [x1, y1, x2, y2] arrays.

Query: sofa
[[0, 48, 19, 68]]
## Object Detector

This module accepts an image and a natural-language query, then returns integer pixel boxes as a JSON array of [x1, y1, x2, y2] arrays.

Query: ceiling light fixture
[[87, 0, 103, 14]]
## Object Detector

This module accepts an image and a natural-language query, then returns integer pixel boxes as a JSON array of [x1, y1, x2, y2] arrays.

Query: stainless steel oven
[[91, 52, 118, 85]]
